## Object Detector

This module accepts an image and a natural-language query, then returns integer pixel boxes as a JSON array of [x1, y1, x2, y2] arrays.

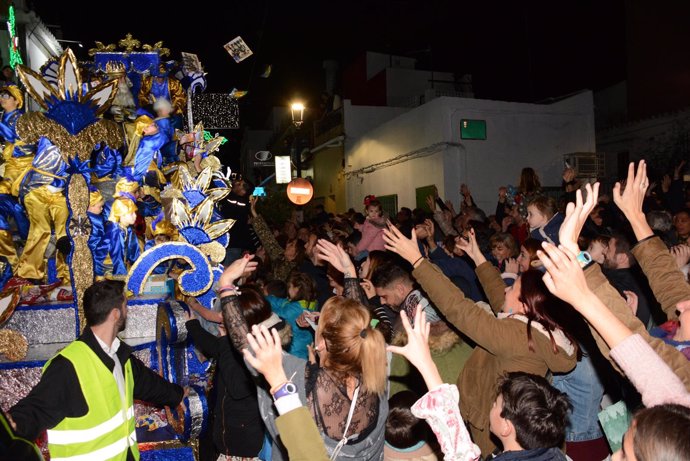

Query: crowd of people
[[7, 159, 690, 460]]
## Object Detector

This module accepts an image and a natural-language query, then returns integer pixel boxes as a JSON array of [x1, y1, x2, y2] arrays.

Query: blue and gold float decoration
[[127, 193, 234, 309], [155, 300, 208, 443], [14, 48, 123, 327]]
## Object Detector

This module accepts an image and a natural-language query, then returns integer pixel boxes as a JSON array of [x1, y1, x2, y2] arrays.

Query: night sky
[[33, 0, 626, 129]]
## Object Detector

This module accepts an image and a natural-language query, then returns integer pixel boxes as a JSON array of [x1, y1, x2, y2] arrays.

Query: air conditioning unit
[[564, 152, 605, 179]]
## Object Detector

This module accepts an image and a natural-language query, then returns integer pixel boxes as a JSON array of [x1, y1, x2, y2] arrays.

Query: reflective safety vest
[[45, 340, 138, 461]]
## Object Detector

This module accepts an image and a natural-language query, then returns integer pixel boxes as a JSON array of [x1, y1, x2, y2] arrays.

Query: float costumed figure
[[0, 84, 35, 186], [15, 137, 70, 283], [86, 187, 108, 278], [138, 63, 186, 115], [123, 113, 167, 184], [90, 141, 122, 206], [105, 195, 141, 276], [0, 179, 28, 269], [13, 48, 122, 324]]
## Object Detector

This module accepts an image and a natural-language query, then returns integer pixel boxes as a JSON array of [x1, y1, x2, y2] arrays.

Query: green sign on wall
[[460, 119, 486, 140]]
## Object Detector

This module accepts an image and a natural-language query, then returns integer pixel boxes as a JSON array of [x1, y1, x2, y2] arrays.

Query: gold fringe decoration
[[16, 113, 123, 161], [68, 174, 92, 331], [0, 329, 28, 361]]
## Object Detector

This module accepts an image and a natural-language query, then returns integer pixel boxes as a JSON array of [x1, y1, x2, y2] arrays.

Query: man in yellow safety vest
[[8, 280, 185, 460]]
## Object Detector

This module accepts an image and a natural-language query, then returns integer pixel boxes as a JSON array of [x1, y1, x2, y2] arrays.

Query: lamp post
[[291, 102, 305, 128], [290, 101, 305, 177]]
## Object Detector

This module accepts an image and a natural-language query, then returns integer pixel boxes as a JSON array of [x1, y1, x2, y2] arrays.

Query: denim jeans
[[552, 352, 605, 441]]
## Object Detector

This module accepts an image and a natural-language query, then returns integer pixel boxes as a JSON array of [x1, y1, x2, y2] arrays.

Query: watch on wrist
[[272, 381, 298, 400], [576, 251, 592, 268]]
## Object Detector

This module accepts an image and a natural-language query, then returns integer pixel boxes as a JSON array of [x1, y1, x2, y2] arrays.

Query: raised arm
[[382, 224, 531, 356], [455, 229, 505, 313], [553, 181, 690, 389], [250, 197, 285, 261], [538, 243, 690, 403], [219, 255, 259, 352], [316, 238, 392, 340], [244, 325, 329, 461], [388, 307, 481, 461], [615, 161, 690, 319]]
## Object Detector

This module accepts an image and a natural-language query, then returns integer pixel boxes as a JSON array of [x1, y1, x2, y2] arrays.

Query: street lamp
[[289, 101, 306, 177], [291, 102, 305, 128]]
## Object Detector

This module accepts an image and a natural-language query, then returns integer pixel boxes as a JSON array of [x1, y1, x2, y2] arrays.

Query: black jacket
[[10, 328, 184, 459], [186, 319, 264, 457]]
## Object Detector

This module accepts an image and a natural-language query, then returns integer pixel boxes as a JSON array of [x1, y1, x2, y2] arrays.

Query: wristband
[[413, 256, 424, 267], [217, 285, 240, 296], [576, 251, 592, 268]]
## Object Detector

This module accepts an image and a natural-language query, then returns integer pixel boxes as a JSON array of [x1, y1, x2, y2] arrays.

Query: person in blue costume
[[144, 214, 177, 275], [153, 98, 182, 166], [15, 137, 69, 283], [138, 64, 186, 117], [0, 84, 34, 185], [90, 142, 122, 203], [104, 196, 141, 276], [86, 188, 108, 278], [123, 115, 166, 185], [0, 178, 28, 269]]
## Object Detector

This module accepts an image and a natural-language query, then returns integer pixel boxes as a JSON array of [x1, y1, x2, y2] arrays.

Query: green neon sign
[[7, 6, 23, 69]]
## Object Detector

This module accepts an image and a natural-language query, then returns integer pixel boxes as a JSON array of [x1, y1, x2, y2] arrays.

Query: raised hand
[[613, 160, 647, 222], [315, 238, 356, 277], [424, 219, 435, 241], [613, 160, 654, 240], [674, 160, 686, 180], [386, 307, 442, 390], [243, 324, 288, 389], [249, 195, 259, 217], [382, 221, 423, 266], [219, 254, 258, 288], [671, 244, 690, 269], [455, 228, 485, 265], [662, 174, 672, 193], [504, 258, 519, 275], [537, 243, 590, 308], [425, 195, 436, 211], [360, 278, 376, 299], [558, 182, 600, 255], [562, 167, 576, 183], [444, 200, 457, 216]]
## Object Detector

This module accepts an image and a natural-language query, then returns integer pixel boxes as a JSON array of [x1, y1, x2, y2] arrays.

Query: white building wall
[[343, 100, 410, 141], [345, 91, 595, 213]]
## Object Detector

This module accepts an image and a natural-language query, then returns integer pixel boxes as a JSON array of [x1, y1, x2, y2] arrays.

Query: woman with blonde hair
[[220, 254, 389, 460]]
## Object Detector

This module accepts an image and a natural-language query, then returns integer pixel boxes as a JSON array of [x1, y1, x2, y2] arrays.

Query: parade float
[[0, 36, 239, 460]]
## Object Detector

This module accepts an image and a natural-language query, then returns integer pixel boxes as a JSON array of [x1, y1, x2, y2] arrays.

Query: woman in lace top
[[220, 254, 389, 460]]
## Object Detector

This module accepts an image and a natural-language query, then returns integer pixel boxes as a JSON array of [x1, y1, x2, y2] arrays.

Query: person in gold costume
[[15, 137, 69, 283], [0, 84, 34, 187]]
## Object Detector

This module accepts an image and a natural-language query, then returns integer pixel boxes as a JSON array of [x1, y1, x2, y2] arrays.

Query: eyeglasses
[[0, 93, 11, 100]]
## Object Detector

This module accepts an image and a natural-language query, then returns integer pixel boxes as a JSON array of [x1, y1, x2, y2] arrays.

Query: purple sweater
[[610, 334, 690, 408]]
